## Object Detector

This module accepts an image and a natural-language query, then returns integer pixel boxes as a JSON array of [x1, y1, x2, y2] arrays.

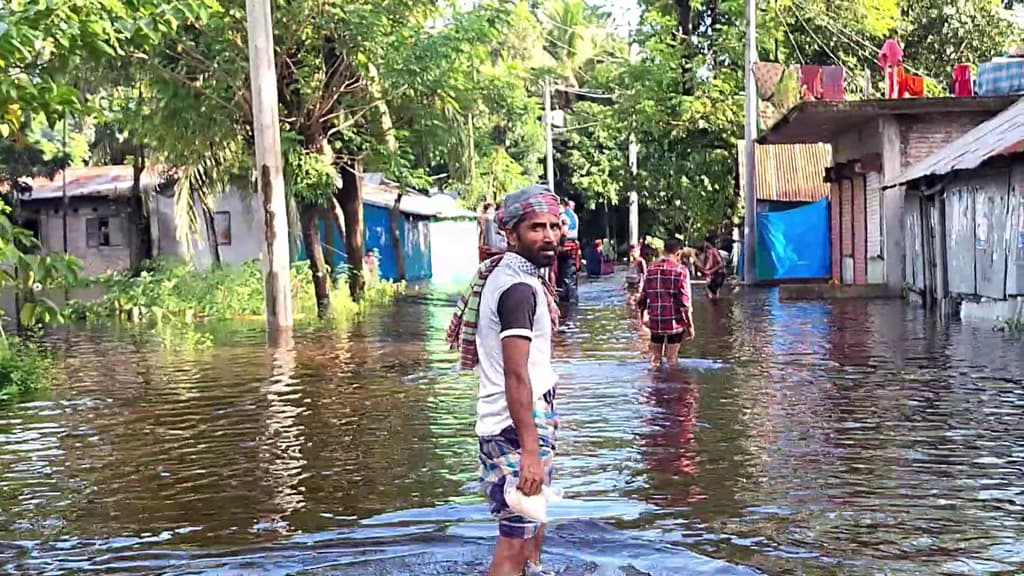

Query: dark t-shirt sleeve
[[497, 282, 537, 340]]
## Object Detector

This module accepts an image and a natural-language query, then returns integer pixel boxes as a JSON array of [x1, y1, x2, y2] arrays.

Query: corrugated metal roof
[[887, 96, 1024, 187], [737, 142, 832, 202], [21, 165, 476, 218], [20, 165, 164, 200], [361, 177, 476, 218]]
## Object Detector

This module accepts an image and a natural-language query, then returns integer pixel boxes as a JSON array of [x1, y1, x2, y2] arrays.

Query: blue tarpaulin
[[756, 198, 831, 280], [297, 203, 433, 282]]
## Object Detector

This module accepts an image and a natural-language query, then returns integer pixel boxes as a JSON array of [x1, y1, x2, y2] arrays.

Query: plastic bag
[[503, 476, 563, 523]]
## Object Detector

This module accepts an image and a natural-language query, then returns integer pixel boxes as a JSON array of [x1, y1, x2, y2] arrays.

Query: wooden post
[[245, 0, 293, 330]]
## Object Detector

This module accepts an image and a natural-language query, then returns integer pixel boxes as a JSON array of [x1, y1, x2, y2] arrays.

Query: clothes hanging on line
[[899, 67, 925, 97], [953, 64, 974, 97], [800, 65, 823, 100], [821, 66, 845, 101], [877, 39, 904, 68]]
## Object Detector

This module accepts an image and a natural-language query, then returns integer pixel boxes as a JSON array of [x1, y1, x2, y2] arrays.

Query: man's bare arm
[[502, 336, 543, 496]]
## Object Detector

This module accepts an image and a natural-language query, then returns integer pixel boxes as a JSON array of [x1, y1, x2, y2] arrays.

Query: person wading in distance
[[637, 237, 695, 367]]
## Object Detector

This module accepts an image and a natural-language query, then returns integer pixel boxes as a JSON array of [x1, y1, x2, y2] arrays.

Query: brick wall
[[901, 113, 1000, 169], [830, 182, 841, 282], [840, 179, 854, 257], [853, 176, 867, 284]]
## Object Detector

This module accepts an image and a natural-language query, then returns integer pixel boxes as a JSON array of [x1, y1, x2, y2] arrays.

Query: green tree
[[382, 1, 547, 206], [560, 100, 623, 209], [536, 0, 624, 90], [901, 0, 1018, 82], [131, 0, 556, 314]]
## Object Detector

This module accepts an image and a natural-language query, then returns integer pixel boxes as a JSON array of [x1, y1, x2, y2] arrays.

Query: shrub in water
[[0, 338, 53, 403], [68, 258, 404, 324]]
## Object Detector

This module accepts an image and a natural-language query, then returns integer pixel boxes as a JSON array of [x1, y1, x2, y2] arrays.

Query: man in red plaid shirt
[[637, 237, 694, 367]]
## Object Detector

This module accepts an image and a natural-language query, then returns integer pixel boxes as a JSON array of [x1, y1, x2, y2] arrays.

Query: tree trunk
[[129, 145, 153, 274], [390, 190, 406, 281], [674, 0, 695, 93], [337, 159, 365, 300], [300, 204, 331, 318], [674, 0, 692, 37], [198, 195, 222, 269]]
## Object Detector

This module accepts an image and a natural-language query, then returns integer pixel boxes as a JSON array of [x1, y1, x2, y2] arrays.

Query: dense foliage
[[1, 0, 1020, 309], [67, 259, 403, 324], [0, 199, 81, 401]]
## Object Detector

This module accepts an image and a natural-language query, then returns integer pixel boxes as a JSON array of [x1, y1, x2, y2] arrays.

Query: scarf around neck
[[446, 252, 560, 370]]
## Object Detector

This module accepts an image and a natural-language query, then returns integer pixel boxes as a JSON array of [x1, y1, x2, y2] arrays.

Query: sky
[[447, 0, 643, 35], [593, 0, 643, 34]]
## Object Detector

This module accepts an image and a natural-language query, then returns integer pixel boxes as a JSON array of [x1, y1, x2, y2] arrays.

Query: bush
[[994, 315, 1024, 334], [67, 258, 404, 325], [0, 337, 53, 403]]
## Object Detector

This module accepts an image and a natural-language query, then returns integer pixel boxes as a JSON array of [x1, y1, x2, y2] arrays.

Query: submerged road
[[1, 274, 1023, 575]]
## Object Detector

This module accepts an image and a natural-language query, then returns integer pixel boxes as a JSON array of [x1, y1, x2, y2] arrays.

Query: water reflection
[[0, 281, 1021, 574], [258, 332, 304, 533], [640, 370, 703, 506]]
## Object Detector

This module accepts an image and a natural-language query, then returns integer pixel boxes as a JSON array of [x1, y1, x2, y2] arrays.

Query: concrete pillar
[[830, 181, 841, 282], [880, 117, 904, 290]]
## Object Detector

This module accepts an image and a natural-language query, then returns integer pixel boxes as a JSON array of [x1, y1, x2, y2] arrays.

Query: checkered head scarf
[[446, 185, 562, 370], [495, 185, 561, 232]]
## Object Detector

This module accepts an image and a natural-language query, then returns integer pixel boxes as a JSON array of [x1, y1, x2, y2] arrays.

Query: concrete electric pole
[[543, 78, 556, 193], [628, 42, 640, 249], [245, 0, 294, 331], [742, 0, 758, 284]]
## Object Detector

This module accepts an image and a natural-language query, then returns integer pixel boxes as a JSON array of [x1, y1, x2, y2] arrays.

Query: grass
[[66, 258, 404, 325]]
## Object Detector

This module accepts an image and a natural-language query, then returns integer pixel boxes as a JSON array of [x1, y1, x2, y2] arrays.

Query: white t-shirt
[[474, 253, 557, 437]]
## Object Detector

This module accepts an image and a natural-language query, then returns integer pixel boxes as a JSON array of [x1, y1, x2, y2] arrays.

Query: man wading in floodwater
[[638, 237, 694, 367], [447, 185, 562, 576]]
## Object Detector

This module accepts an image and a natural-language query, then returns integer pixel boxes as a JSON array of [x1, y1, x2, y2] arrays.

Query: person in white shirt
[[446, 185, 563, 576]]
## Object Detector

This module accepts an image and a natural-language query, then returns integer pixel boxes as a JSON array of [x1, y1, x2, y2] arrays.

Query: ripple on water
[[0, 284, 1022, 574]]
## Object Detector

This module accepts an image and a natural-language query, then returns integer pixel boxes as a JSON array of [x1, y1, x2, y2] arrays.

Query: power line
[[555, 85, 618, 99], [774, 4, 804, 64], [789, 3, 841, 65], [797, 1, 944, 86], [802, 6, 877, 63]]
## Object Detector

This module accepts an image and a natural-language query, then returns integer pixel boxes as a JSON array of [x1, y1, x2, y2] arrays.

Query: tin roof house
[[737, 142, 833, 281], [886, 97, 1024, 322], [759, 96, 1018, 290]]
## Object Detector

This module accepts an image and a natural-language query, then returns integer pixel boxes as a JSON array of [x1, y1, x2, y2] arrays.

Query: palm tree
[[535, 0, 622, 92]]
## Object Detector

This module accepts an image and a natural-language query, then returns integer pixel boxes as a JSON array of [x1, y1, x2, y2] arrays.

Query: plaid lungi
[[477, 387, 558, 539]]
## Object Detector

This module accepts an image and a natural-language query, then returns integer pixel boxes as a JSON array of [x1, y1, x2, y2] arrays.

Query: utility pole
[[246, 0, 293, 331], [628, 42, 640, 248], [543, 78, 555, 193], [742, 0, 758, 284], [61, 111, 69, 255], [628, 132, 638, 247]]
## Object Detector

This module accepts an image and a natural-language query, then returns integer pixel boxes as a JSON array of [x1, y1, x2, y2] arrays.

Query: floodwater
[[2, 275, 1024, 575]]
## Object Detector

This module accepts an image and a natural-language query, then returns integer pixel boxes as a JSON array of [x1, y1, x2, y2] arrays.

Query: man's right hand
[[518, 449, 544, 496]]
